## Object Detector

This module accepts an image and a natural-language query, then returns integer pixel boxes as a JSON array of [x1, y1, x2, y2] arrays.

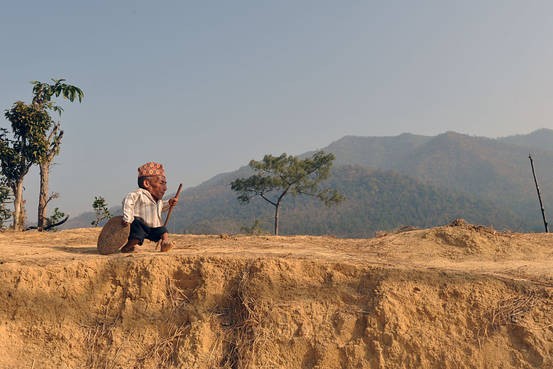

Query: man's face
[[144, 175, 167, 201]]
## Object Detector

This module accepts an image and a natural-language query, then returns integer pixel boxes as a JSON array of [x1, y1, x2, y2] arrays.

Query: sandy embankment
[[1, 221, 553, 368]]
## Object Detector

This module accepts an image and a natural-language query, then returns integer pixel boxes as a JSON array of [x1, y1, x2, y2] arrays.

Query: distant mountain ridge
[[65, 129, 553, 235], [325, 130, 553, 216], [498, 128, 553, 150], [323, 133, 432, 168]]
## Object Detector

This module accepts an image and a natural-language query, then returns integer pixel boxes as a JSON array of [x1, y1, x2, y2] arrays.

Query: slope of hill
[[323, 132, 431, 168], [322, 130, 553, 231], [395, 132, 535, 203], [66, 165, 527, 236], [2, 225, 553, 368], [498, 128, 553, 150], [65, 129, 553, 235]]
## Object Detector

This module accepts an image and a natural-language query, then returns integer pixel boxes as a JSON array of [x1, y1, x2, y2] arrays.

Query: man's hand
[[122, 220, 130, 227], [168, 197, 179, 207]]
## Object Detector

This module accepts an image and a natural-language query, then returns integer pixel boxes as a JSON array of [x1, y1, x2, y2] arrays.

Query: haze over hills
[[164, 165, 526, 237], [66, 129, 553, 236], [326, 131, 553, 224], [498, 128, 553, 150]]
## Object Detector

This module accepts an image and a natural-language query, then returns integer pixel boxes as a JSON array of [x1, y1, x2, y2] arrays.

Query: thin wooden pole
[[163, 183, 183, 227], [529, 154, 548, 233], [156, 183, 183, 251]]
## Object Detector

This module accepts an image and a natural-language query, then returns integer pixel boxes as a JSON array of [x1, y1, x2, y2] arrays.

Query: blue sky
[[2, 1, 553, 220]]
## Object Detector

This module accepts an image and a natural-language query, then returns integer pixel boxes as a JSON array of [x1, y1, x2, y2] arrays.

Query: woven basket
[[97, 216, 130, 255]]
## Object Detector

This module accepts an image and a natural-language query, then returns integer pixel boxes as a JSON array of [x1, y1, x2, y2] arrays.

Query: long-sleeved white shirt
[[122, 188, 170, 227]]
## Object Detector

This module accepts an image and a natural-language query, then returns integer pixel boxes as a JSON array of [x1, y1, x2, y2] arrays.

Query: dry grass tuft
[[489, 292, 539, 328], [82, 294, 125, 369]]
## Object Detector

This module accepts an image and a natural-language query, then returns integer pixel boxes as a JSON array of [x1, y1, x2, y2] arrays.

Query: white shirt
[[122, 188, 169, 227]]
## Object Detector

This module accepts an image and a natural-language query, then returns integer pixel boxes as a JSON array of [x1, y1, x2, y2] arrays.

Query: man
[[120, 162, 178, 253]]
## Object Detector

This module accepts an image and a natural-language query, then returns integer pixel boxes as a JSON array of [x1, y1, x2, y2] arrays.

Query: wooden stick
[[529, 155, 548, 233], [156, 184, 183, 251], [164, 183, 183, 227]]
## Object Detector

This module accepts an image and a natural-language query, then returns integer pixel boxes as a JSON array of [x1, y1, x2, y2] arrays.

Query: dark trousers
[[129, 218, 167, 245]]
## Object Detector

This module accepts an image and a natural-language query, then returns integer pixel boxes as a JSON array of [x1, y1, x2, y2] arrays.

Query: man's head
[[137, 162, 167, 201], [139, 175, 167, 201]]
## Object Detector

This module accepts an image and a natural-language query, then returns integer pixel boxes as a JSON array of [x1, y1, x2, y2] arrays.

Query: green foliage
[[46, 207, 66, 231], [1, 101, 54, 229], [31, 78, 84, 116], [29, 78, 83, 230], [2, 78, 83, 231], [231, 151, 343, 234], [233, 151, 342, 204], [2, 101, 53, 181], [91, 196, 112, 226], [26, 78, 83, 164]]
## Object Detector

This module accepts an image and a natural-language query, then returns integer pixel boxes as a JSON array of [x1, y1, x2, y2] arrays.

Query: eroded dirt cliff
[[1, 222, 552, 368]]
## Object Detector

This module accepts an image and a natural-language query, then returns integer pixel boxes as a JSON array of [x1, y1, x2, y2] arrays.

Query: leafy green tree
[[2, 101, 52, 230], [1, 78, 82, 231], [91, 196, 112, 226], [231, 151, 343, 235], [30, 79, 83, 230]]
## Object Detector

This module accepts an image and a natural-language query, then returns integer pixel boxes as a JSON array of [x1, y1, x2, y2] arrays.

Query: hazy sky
[[1, 1, 553, 220]]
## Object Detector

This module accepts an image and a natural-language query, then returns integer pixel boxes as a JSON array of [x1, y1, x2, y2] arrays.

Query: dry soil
[[1, 220, 553, 368]]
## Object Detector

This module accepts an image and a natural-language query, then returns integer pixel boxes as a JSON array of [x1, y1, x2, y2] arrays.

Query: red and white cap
[[138, 162, 165, 177]]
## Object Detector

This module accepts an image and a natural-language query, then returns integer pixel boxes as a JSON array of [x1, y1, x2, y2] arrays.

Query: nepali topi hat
[[138, 162, 165, 177]]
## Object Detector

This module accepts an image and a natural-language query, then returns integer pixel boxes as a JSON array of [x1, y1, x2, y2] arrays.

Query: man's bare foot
[[160, 241, 174, 252]]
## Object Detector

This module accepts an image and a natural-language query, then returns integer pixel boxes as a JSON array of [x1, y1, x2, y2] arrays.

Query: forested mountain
[[498, 128, 553, 150], [166, 165, 527, 237], [66, 129, 553, 236], [321, 133, 432, 168], [324, 130, 553, 229]]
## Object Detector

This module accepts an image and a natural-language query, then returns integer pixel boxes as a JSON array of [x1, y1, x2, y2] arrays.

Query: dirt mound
[[425, 218, 506, 255], [1, 223, 553, 368]]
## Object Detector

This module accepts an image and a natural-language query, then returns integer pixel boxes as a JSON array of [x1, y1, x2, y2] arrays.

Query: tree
[[30, 79, 83, 230], [91, 196, 112, 226], [231, 151, 343, 235], [0, 183, 13, 230], [2, 101, 52, 230]]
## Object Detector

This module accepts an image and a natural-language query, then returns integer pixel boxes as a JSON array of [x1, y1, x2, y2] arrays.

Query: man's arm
[[122, 191, 138, 225]]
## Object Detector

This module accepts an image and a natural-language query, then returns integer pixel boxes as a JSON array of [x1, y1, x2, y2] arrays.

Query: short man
[[120, 162, 178, 253]]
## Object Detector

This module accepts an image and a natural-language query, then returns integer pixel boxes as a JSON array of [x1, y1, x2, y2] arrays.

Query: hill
[[170, 165, 526, 236], [66, 129, 553, 235], [324, 130, 553, 230], [498, 128, 553, 150], [319, 132, 432, 168], [1, 224, 553, 368], [66, 165, 526, 236]]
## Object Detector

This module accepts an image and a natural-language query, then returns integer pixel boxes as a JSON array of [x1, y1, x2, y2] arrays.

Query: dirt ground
[[1, 220, 553, 369]]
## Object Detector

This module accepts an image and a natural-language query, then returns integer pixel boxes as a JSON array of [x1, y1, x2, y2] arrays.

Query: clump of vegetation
[[91, 196, 112, 227], [45, 207, 68, 231], [231, 151, 343, 235]]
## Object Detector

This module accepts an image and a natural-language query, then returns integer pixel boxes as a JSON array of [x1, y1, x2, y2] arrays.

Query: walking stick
[[156, 183, 183, 250], [164, 183, 183, 227]]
